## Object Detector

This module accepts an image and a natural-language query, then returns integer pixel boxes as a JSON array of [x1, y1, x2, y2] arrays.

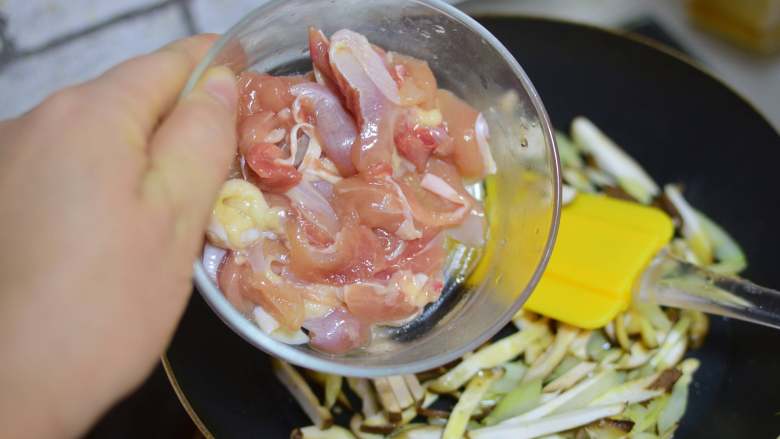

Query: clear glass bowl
[[187, 0, 561, 377]]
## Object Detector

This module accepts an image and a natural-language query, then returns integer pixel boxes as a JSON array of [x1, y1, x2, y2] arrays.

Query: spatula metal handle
[[636, 250, 780, 329]]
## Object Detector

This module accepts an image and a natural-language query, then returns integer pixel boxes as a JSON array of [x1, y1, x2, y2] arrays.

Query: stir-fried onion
[[273, 115, 722, 439]]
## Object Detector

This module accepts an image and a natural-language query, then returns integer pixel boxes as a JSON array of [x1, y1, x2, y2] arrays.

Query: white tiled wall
[[0, 3, 188, 119], [0, 0, 777, 128], [3, 0, 165, 50], [0, 0, 467, 120], [191, 0, 266, 33]]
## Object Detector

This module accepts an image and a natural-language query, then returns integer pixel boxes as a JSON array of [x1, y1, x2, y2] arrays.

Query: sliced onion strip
[[421, 173, 468, 205], [202, 244, 227, 283], [330, 30, 401, 105], [313, 66, 327, 86], [292, 94, 306, 125], [286, 180, 341, 237], [475, 113, 498, 175], [383, 176, 422, 240], [264, 127, 286, 144], [278, 122, 314, 167]]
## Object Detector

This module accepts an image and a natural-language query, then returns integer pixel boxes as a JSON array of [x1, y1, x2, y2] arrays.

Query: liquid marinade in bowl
[[202, 27, 495, 354]]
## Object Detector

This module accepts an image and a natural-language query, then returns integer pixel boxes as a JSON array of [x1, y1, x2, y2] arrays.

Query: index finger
[[89, 34, 221, 144]]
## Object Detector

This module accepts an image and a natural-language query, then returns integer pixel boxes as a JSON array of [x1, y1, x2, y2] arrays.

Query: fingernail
[[201, 66, 238, 111]]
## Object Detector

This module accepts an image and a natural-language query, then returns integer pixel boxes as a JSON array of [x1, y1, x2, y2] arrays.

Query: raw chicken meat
[[205, 27, 496, 354]]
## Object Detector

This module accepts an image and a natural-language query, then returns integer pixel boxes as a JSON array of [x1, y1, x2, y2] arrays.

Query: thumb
[[143, 65, 238, 245]]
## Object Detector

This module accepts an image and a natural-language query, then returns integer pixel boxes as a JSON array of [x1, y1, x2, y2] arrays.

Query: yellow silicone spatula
[[525, 193, 780, 330]]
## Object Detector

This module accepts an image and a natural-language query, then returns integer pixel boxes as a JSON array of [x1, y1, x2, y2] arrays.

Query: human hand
[[0, 35, 237, 438]]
